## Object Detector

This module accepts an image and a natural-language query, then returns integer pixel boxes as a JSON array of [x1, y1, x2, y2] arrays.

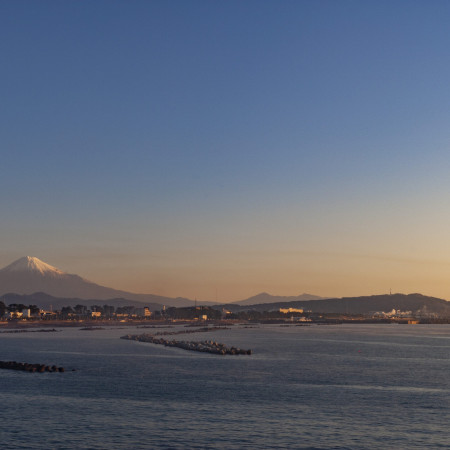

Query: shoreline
[[1, 317, 449, 330]]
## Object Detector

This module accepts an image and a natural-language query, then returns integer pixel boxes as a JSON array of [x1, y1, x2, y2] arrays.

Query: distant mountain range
[[2, 257, 447, 316], [0, 292, 164, 311], [0, 256, 196, 307], [0, 256, 330, 309]]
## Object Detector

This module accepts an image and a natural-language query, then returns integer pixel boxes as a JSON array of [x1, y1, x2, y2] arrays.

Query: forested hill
[[220, 293, 450, 315]]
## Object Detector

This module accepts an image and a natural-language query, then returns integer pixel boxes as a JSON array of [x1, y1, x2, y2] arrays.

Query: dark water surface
[[1, 324, 449, 449]]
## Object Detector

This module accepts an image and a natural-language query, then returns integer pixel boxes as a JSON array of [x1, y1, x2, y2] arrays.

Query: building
[[279, 308, 304, 314], [134, 307, 152, 318]]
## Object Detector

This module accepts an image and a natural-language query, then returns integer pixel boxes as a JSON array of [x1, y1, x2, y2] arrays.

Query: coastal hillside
[[221, 293, 450, 316], [234, 292, 327, 305]]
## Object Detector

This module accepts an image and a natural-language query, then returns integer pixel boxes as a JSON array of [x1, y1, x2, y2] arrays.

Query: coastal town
[[0, 301, 446, 326]]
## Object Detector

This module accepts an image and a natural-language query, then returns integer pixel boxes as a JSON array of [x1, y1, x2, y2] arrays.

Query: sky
[[2, 0, 450, 302]]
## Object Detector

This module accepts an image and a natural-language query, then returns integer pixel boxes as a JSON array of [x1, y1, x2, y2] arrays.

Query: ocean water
[[1, 323, 450, 449]]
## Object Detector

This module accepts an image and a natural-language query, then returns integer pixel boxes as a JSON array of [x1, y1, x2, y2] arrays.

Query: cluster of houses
[[373, 308, 438, 319], [5, 309, 36, 320], [2, 305, 153, 321]]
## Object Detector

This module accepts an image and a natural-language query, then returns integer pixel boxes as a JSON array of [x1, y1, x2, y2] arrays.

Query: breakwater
[[152, 326, 230, 337], [121, 333, 252, 355], [0, 360, 66, 372], [0, 328, 59, 334], [80, 327, 105, 331]]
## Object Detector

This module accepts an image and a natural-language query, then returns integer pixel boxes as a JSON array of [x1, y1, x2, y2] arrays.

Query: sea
[[1, 323, 449, 449]]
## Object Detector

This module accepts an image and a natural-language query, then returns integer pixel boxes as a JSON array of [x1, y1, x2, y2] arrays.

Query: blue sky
[[2, 0, 450, 301]]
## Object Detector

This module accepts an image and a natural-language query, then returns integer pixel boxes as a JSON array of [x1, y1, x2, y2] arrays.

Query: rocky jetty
[[0, 360, 66, 372], [79, 327, 105, 331], [121, 333, 252, 355], [0, 329, 59, 334], [152, 326, 230, 337]]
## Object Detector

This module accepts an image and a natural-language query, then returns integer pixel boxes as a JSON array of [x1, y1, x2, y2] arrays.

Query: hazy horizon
[[3, 1, 450, 302]]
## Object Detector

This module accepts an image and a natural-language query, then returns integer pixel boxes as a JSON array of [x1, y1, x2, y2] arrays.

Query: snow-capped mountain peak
[[1, 256, 65, 276], [0, 256, 198, 307]]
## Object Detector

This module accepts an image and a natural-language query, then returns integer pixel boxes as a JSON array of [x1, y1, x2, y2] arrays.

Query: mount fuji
[[0, 256, 195, 307]]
